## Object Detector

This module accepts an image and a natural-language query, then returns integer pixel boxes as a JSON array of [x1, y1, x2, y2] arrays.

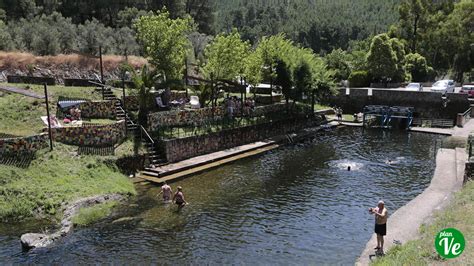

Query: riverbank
[[372, 180, 474, 265], [357, 147, 467, 265], [0, 142, 136, 222]]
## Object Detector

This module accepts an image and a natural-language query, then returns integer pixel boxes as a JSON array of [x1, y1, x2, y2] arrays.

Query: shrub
[[348, 70, 371, 87], [405, 53, 433, 82]]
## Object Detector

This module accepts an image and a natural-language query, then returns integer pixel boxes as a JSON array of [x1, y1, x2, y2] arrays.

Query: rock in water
[[20, 233, 51, 250]]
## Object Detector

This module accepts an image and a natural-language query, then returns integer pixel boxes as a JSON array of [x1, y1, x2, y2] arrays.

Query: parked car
[[405, 82, 422, 91], [460, 84, 474, 97], [430, 80, 455, 94]]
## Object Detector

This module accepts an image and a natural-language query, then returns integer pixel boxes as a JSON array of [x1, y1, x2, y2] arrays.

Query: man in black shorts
[[369, 200, 388, 252]]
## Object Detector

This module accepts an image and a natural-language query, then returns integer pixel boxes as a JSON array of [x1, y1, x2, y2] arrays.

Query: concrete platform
[[409, 127, 453, 135], [356, 148, 467, 265], [139, 140, 280, 184]]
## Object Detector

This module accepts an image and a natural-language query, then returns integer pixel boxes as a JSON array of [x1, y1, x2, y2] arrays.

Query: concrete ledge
[[356, 148, 466, 265]]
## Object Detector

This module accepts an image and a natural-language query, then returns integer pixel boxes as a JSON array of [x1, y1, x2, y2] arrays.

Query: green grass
[[72, 201, 118, 226], [372, 181, 474, 265], [0, 142, 136, 222], [0, 83, 102, 136]]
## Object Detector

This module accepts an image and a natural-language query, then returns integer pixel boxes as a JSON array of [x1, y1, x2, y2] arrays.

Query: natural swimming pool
[[0, 127, 443, 264]]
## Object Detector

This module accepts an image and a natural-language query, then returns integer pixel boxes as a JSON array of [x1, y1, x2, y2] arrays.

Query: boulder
[[20, 233, 51, 250]]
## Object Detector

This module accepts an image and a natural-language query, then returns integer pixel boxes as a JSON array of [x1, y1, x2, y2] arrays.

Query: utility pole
[[44, 84, 53, 151], [99, 46, 104, 84], [185, 57, 189, 98]]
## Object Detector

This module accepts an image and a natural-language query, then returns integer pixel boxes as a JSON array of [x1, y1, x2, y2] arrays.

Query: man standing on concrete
[[158, 181, 172, 202], [369, 200, 388, 252]]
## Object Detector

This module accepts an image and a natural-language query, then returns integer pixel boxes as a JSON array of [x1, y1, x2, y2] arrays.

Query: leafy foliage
[[366, 34, 400, 82], [135, 10, 193, 81], [202, 30, 250, 80], [405, 53, 433, 82], [348, 70, 371, 88]]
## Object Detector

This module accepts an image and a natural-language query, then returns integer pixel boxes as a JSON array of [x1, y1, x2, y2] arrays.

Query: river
[[0, 127, 443, 265]]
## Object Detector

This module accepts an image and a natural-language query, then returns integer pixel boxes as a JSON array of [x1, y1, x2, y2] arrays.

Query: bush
[[405, 53, 433, 82], [348, 70, 371, 87]]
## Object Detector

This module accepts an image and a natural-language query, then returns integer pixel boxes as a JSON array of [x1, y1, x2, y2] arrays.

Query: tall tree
[[366, 34, 398, 83], [275, 59, 293, 109], [398, 0, 428, 52], [135, 10, 193, 82], [202, 30, 250, 80]]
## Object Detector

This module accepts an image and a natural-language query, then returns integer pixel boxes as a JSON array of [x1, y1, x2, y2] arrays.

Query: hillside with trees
[[0, 0, 472, 83]]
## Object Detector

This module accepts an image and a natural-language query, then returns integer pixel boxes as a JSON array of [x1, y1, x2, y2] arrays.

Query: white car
[[405, 83, 422, 91], [431, 80, 455, 94]]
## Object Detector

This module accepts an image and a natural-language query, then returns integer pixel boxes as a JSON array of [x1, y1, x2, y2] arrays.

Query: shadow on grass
[[77, 146, 115, 156], [0, 154, 35, 168]]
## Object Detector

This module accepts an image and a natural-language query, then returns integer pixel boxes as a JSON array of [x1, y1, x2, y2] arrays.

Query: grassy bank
[[0, 142, 137, 222], [0, 83, 103, 136], [372, 180, 474, 265], [72, 201, 118, 226]]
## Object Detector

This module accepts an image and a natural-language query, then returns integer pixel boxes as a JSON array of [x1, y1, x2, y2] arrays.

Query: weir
[[363, 105, 414, 129]]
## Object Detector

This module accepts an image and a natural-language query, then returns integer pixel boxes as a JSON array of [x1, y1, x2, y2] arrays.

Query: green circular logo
[[435, 228, 465, 259]]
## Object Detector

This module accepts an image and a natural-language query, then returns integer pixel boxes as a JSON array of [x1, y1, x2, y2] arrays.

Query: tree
[[443, 0, 474, 82], [325, 48, 351, 81], [405, 53, 433, 82], [135, 10, 193, 82], [0, 20, 13, 50], [398, 0, 428, 52], [389, 38, 406, 82], [202, 30, 250, 80], [293, 61, 312, 102], [274, 59, 293, 109], [129, 64, 160, 127], [366, 34, 398, 83]]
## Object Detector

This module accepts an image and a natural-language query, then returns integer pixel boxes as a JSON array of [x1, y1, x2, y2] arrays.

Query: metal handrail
[[462, 107, 471, 119], [140, 125, 155, 145]]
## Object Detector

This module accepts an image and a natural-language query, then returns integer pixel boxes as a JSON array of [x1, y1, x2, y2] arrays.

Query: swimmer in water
[[347, 166, 351, 171], [173, 186, 187, 209]]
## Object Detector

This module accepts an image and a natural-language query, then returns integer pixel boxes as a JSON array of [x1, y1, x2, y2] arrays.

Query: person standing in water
[[158, 181, 172, 202], [369, 200, 388, 252], [173, 186, 187, 209]]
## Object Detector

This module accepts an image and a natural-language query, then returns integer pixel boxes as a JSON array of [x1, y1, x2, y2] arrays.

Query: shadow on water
[[0, 127, 444, 265]]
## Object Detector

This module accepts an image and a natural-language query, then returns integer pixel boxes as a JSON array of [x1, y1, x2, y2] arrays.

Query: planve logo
[[434, 228, 465, 259]]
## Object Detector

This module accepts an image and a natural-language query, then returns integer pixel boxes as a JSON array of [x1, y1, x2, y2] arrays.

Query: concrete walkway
[[0, 85, 44, 99], [356, 148, 467, 265], [409, 127, 453, 135]]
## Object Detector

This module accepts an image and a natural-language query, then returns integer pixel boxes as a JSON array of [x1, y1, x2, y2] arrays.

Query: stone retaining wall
[[160, 117, 318, 162], [64, 78, 98, 87], [78, 100, 117, 119], [326, 88, 469, 120], [7, 75, 56, 85], [148, 103, 298, 130], [0, 133, 49, 156], [52, 121, 126, 147]]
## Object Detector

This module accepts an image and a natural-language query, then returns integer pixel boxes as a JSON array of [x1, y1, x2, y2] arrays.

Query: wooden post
[[99, 46, 104, 84], [122, 76, 126, 110], [311, 89, 315, 116], [185, 57, 189, 98], [44, 84, 53, 151]]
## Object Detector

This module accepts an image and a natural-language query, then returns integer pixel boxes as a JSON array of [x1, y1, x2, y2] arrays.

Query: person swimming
[[173, 186, 187, 209]]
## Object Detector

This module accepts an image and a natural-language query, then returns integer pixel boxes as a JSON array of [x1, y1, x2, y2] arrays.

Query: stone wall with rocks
[[0, 133, 49, 156], [160, 117, 318, 162], [52, 121, 126, 147], [78, 100, 117, 119], [148, 103, 299, 131], [148, 107, 227, 130], [325, 88, 469, 120]]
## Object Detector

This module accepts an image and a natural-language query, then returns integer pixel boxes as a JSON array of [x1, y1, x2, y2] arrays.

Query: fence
[[456, 106, 473, 127]]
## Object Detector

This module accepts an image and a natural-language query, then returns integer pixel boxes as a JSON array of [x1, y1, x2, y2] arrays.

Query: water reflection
[[0, 127, 443, 265]]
